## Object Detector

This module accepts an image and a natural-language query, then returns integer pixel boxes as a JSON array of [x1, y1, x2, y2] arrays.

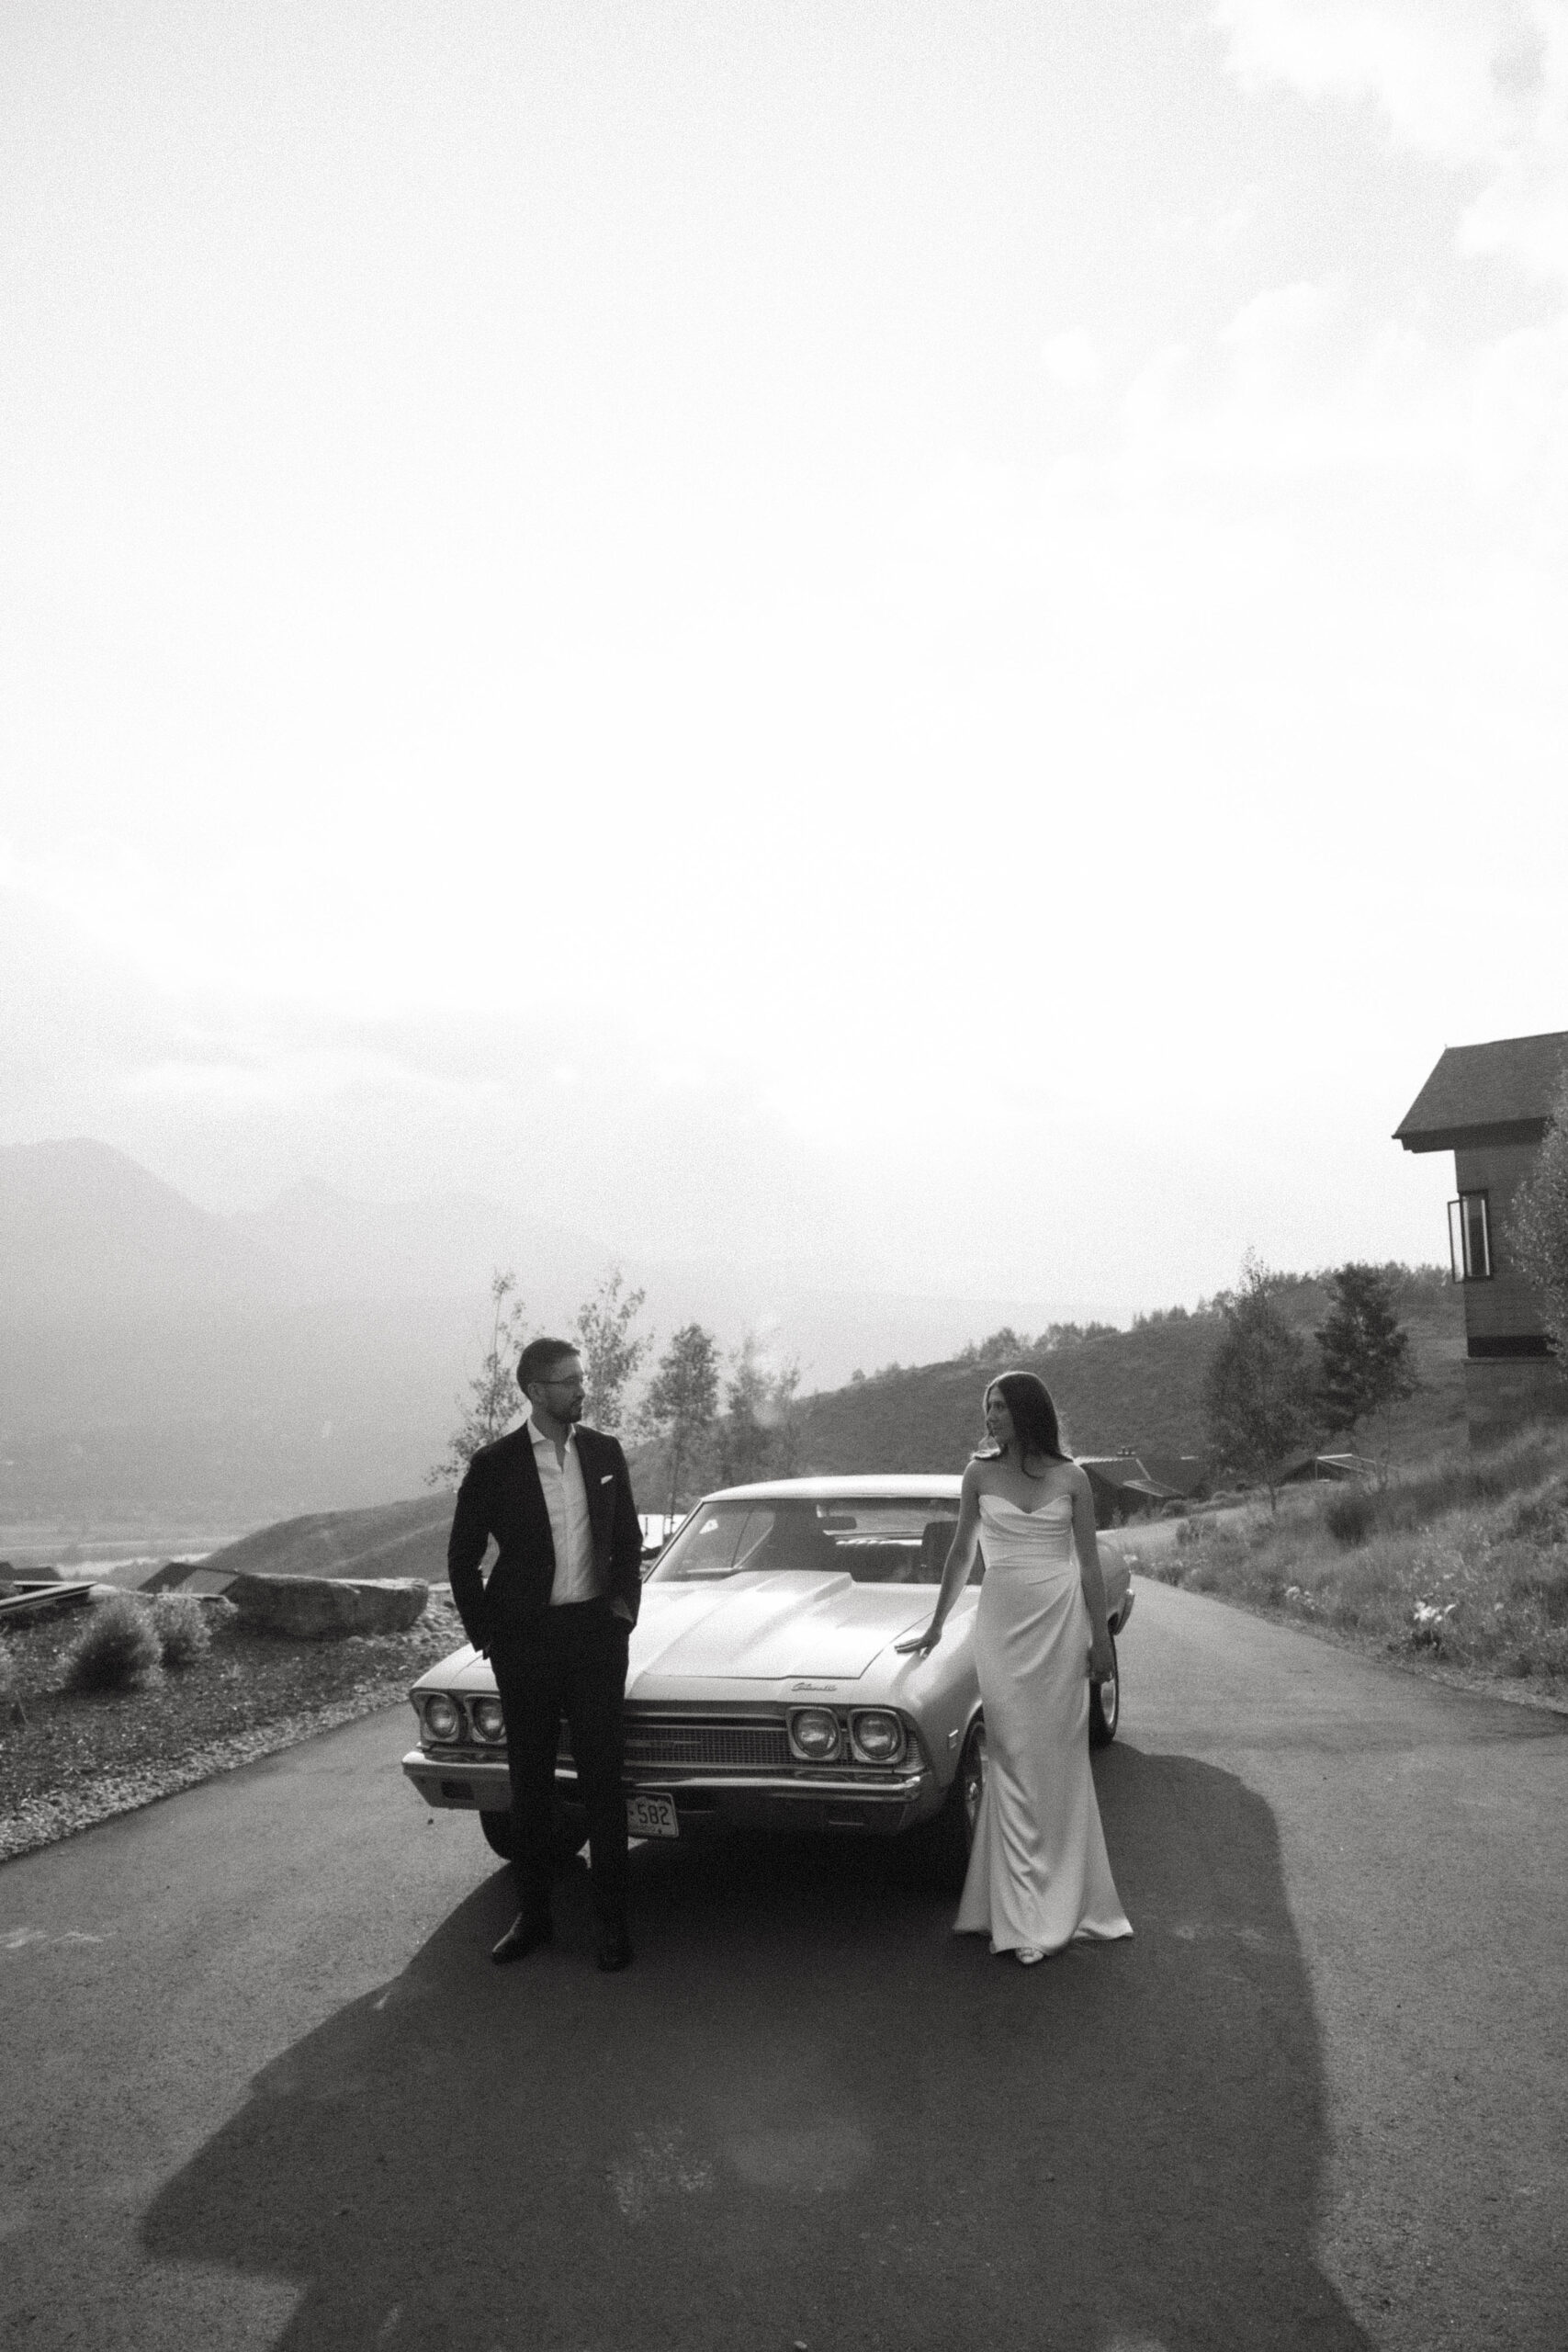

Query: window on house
[[1448, 1193, 1492, 1282]]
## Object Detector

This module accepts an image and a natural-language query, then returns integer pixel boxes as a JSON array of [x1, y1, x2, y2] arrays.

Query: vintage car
[[402, 1473, 1133, 1873]]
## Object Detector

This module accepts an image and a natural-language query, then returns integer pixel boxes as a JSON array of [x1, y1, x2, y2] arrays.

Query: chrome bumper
[[402, 1752, 513, 1810], [402, 1747, 935, 1824]]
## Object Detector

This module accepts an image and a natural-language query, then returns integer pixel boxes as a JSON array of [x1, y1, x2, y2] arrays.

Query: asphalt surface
[[2, 1582, 1564, 2352]]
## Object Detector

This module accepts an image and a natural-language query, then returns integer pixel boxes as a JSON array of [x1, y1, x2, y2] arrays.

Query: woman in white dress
[[897, 1372, 1132, 1964]]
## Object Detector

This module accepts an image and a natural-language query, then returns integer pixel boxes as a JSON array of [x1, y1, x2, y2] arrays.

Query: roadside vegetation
[[0, 1589, 464, 1862], [1144, 1424, 1568, 1692], [59, 1589, 217, 1693]]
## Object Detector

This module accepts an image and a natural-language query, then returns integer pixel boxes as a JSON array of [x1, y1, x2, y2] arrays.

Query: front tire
[[1089, 1634, 1120, 1748], [922, 1719, 986, 1886], [478, 1803, 589, 1867], [479, 1808, 514, 1861]]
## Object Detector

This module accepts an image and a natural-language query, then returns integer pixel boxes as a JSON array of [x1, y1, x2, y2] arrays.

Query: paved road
[[3, 1583, 1564, 2352]]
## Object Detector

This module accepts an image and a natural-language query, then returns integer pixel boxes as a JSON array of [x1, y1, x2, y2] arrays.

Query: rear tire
[[1089, 1634, 1120, 1748]]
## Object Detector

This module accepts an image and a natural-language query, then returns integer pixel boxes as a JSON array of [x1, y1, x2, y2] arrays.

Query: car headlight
[[470, 1696, 507, 1745], [850, 1709, 904, 1763], [788, 1706, 842, 1761], [422, 1692, 464, 1745]]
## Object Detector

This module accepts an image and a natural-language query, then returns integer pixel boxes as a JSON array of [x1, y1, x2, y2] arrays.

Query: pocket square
[[600, 1474, 614, 1484]]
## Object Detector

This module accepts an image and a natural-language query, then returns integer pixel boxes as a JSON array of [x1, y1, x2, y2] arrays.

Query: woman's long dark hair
[[983, 1371, 1070, 1466]]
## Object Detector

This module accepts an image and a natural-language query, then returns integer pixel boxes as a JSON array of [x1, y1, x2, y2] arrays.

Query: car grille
[[558, 1717, 790, 1771]]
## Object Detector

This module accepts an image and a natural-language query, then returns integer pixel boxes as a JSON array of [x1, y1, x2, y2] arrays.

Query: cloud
[[1106, 272, 1568, 503], [1213, 0, 1568, 280]]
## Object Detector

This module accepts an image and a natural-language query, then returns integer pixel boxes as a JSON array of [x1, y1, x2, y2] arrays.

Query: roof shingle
[[1394, 1030, 1568, 1152]]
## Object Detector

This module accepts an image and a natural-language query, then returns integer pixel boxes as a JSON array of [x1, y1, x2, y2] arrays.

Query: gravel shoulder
[[0, 1593, 467, 1864]]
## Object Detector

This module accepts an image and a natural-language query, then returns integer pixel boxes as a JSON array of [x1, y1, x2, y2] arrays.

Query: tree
[[716, 1336, 803, 1487], [1514, 1071, 1568, 1369], [426, 1270, 529, 1487], [1314, 1262, 1416, 1465], [1203, 1254, 1315, 1511], [641, 1323, 720, 1519], [572, 1266, 650, 1431]]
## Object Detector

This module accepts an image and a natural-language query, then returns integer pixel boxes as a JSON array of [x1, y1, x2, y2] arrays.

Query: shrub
[[1506, 1555, 1568, 1626], [1324, 1486, 1378, 1547], [64, 1594, 163, 1694], [0, 1637, 19, 1723], [149, 1590, 212, 1668], [1506, 1480, 1568, 1547]]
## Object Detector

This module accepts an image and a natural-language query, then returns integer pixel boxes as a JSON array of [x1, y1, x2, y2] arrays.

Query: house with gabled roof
[[1394, 1029, 1568, 1443], [1079, 1455, 1185, 1524]]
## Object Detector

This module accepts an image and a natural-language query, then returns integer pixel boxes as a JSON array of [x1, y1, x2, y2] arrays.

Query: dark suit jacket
[[446, 1422, 645, 1653]]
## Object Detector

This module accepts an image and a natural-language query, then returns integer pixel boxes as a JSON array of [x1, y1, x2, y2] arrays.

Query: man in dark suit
[[447, 1336, 645, 1972]]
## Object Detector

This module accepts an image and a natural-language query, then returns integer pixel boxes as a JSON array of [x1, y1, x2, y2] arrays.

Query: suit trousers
[[491, 1601, 630, 1928]]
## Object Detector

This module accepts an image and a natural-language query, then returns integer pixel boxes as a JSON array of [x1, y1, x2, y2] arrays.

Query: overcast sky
[[2, 0, 1563, 1322]]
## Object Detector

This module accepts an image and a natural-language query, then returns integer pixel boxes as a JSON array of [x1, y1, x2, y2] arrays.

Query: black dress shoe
[[595, 1924, 633, 1973], [491, 1914, 552, 1964]]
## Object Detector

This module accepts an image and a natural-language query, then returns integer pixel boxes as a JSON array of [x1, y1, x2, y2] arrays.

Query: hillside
[[786, 1270, 1467, 1479], [200, 1495, 455, 1584]]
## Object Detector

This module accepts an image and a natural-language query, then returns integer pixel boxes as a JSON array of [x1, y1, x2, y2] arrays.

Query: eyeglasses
[[536, 1374, 583, 1389]]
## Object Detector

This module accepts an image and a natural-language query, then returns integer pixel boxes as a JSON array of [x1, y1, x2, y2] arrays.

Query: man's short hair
[[517, 1336, 579, 1390]]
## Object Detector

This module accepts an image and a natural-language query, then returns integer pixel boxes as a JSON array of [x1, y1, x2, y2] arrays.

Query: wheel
[[477, 1804, 589, 1867], [921, 1718, 987, 1885], [1089, 1634, 1120, 1748]]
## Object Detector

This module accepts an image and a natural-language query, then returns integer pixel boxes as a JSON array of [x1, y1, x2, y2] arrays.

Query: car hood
[[626, 1572, 931, 1683]]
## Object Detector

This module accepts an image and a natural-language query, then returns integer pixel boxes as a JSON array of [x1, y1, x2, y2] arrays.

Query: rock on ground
[[223, 1573, 429, 1638]]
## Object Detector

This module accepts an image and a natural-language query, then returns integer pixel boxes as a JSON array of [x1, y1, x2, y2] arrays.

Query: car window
[[651, 1498, 968, 1583], [652, 1505, 775, 1577]]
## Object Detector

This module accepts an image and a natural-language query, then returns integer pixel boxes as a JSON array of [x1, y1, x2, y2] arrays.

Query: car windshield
[[650, 1497, 974, 1584]]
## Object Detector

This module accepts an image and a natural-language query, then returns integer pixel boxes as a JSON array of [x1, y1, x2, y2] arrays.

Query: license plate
[[626, 1791, 680, 1840]]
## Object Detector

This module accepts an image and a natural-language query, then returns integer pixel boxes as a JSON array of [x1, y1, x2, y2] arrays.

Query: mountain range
[[0, 1138, 1071, 1530]]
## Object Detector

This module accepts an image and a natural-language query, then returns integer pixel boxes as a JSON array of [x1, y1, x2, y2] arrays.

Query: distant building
[[1277, 1452, 1377, 1485], [1079, 1453, 1205, 1524], [1395, 1029, 1568, 1443]]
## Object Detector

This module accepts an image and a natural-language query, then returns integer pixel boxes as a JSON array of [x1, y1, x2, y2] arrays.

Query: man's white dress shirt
[[526, 1416, 603, 1604]]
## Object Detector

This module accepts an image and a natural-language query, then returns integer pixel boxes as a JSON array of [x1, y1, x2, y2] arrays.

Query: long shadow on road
[[143, 1747, 1370, 2352]]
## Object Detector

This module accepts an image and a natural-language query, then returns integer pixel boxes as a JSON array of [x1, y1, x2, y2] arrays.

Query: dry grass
[[1146, 1423, 1568, 1690]]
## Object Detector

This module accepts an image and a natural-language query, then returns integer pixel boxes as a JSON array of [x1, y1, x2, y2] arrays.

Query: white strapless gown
[[954, 1495, 1133, 1955]]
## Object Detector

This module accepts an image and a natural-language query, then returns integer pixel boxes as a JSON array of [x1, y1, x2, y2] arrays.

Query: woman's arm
[[894, 1467, 983, 1653], [1070, 1465, 1115, 1680]]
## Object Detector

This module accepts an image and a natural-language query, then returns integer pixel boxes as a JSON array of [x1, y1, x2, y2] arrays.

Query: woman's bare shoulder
[[1060, 1459, 1093, 1498]]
